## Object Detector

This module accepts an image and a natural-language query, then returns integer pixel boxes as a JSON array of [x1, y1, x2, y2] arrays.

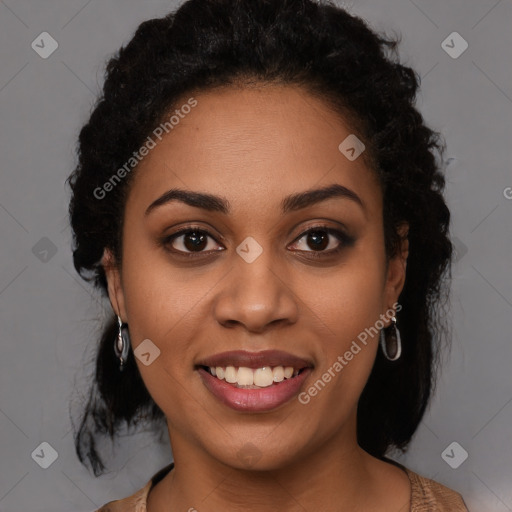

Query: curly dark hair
[[67, 0, 453, 477]]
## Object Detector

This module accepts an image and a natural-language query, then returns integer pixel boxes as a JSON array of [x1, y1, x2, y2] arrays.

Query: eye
[[162, 227, 224, 256], [289, 225, 354, 256]]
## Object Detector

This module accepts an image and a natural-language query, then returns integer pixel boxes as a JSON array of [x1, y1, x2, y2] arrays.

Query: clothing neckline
[[150, 461, 175, 488]]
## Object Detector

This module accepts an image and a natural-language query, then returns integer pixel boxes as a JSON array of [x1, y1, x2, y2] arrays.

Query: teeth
[[225, 366, 237, 383], [206, 365, 302, 388], [273, 366, 284, 382], [237, 367, 254, 386], [253, 367, 274, 387]]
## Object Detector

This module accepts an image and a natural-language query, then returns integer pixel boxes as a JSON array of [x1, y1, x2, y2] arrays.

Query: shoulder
[[94, 480, 151, 512], [94, 463, 174, 512], [405, 468, 469, 511]]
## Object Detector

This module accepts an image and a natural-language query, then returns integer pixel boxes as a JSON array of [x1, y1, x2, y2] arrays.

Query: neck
[[147, 414, 396, 512]]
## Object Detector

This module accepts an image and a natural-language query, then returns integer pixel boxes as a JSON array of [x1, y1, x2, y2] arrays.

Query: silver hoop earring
[[380, 315, 402, 361], [115, 315, 131, 371]]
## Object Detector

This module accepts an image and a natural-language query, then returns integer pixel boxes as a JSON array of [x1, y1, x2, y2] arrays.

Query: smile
[[195, 350, 313, 412]]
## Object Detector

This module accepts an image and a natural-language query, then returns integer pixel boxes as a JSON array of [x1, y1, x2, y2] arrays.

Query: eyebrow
[[144, 183, 365, 216]]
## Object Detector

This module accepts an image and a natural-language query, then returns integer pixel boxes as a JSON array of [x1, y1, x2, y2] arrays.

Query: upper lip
[[196, 350, 313, 370]]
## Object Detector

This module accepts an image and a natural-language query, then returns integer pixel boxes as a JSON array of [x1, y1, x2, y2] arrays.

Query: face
[[104, 84, 408, 471]]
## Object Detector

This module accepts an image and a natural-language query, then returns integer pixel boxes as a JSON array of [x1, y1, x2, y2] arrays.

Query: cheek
[[121, 240, 198, 338], [307, 248, 386, 345], [120, 253, 202, 425], [119, 243, 203, 399], [297, 248, 385, 409], [297, 282, 381, 429]]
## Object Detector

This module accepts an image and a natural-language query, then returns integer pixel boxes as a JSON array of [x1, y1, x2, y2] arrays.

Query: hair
[[67, 0, 453, 477]]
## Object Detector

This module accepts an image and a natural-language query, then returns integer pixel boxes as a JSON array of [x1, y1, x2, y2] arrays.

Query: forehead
[[127, 84, 381, 219]]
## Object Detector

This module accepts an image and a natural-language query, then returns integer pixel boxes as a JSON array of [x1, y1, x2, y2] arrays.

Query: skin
[[103, 83, 411, 511]]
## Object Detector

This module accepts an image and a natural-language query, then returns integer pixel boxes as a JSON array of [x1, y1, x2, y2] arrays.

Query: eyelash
[[160, 224, 355, 260]]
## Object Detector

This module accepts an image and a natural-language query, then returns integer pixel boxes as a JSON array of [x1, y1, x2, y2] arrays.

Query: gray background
[[0, 0, 511, 510]]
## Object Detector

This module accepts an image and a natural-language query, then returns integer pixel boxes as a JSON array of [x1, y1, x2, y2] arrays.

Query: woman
[[67, 0, 468, 510]]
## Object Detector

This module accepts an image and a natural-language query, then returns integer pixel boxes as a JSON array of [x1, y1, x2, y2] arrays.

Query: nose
[[212, 247, 299, 334]]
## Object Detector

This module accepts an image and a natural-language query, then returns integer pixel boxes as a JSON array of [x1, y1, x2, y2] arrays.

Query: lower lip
[[197, 367, 312, 412]]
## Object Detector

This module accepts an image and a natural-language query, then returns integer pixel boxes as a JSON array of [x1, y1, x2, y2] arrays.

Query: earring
[[380, 315, 402, 361], [115, 315, 131, 371]]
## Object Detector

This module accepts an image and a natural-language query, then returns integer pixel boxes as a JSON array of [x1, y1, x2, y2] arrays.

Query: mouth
[[195, 350, 313, 412]]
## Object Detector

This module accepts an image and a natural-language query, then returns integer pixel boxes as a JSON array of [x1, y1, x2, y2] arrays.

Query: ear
[[383, 222, 409, 320], [102, 248, 128, 321]]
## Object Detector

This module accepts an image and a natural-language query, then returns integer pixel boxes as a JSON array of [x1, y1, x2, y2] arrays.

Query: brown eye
[[164, 228, 223, 255], [304, 230, 330, 251], [290, 226, 353, 255]]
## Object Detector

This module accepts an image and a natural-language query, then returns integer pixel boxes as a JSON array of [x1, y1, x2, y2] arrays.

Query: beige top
[[95, 462, 468, 511]]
